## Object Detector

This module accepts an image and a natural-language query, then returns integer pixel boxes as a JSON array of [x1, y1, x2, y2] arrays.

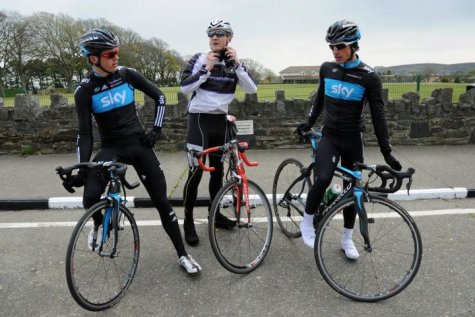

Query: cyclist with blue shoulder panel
[[66, 28, 201, 274], [297, 20, 402, 258]]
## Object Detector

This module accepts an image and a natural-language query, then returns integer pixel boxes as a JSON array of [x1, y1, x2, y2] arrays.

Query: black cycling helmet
[[325, 20, 361, 44], [79, 28, 119, 57]]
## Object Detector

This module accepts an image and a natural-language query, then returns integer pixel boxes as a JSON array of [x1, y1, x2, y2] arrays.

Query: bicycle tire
[[272, 158, 312, 238], [314, 195, 422, 302], [209, 179, 273, 274], [65, 200, 140, 311]]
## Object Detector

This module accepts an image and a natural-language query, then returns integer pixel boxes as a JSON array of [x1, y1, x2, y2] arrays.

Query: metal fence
[[2, 75, 473, 107]]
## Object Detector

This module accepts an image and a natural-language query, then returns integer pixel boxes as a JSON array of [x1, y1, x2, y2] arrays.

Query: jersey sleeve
[[367, 73, 391, 152], [235, 63, 257, 94], [307, 64, 326, 126], [125, 68, 166, 129], [74, 85, 94, 163], [180, 53, 211, 94]]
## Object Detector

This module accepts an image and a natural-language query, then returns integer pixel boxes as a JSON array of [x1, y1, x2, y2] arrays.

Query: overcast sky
[[2, 0, 474, 73]]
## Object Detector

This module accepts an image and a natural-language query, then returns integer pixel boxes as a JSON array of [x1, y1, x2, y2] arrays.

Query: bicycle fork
[[98, 193, 122, 258], [354, 186, 373, 252], [233, 175, 254, 228]]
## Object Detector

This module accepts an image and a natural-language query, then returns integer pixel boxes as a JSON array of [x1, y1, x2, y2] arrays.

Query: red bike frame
[[196, 141, 258, 222]]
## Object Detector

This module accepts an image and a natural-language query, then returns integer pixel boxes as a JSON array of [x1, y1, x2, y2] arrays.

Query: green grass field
[[3, 82, 468, 107]]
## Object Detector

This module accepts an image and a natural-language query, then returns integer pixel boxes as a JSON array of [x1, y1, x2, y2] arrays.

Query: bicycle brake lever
[[64, 185, 75, 193], [56, 166, 76, 183], [406, 176, 413, 195]]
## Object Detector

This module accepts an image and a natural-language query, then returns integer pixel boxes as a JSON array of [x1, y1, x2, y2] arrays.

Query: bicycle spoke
[[210, 180, 273, 274], [315, 196, 422, 302]]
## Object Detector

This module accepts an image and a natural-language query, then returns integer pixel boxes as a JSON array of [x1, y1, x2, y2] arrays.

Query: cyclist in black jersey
[[65, 28, 201, 274], [297, 20, 402, 259], [180, 19, 257, 246]]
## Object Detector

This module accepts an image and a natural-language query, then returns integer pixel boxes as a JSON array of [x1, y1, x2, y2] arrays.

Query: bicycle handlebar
[[191, 141, 258, 172], [354, 162, 415, 194], [56, 161, 140, 193], [298, 129, 414, 194]]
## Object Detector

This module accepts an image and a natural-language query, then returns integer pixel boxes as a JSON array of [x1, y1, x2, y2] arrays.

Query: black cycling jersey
[[74, 66, 186, 258], [308, 57, 391, 152], [74, 67, 166, 162]]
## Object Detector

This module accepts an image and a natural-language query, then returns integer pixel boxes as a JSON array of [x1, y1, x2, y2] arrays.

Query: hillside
[[374, 63, 475, 75]]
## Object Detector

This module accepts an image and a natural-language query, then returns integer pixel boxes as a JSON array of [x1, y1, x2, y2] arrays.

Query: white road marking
[[0, 208, 474, 229]]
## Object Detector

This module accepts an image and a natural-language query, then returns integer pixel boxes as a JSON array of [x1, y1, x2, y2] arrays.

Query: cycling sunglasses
[[101, 48, 119, 59], [208, 31, 228, 38], [329, 43, 349, 50]]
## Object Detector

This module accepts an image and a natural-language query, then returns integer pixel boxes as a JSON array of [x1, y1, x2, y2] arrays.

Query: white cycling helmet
[[207, 19, 233, 36]]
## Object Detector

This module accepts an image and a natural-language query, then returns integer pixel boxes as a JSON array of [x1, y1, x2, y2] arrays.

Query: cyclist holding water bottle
[[297, 20, 402, 258]]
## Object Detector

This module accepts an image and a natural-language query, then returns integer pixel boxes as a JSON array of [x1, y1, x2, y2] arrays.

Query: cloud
[[2, 0, 475, 73]]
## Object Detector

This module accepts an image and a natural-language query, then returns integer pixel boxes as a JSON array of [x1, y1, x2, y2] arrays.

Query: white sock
[[300, 212, 316, 249], [343, 228, 353, 239], [341, 228, 359, 260]]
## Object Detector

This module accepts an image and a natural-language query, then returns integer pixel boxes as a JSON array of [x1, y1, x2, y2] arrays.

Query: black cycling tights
[[83, 140, 186, 257], [305, 128, 364, 229], [183, 113, 229, 218]]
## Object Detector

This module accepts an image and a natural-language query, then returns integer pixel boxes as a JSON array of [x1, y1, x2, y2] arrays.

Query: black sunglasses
[[208, 31, 228, 38], [329, 43, 348, 50]]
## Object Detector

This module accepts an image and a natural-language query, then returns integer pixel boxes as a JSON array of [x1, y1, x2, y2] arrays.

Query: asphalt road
[[0, 200, 474, 316], [0, 145, 474, 316]]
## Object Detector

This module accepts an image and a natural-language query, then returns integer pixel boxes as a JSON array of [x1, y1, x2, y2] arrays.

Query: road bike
[[56, 161, 140, 311], [272, 130, 422, 301], [192, 140, 273, 274]]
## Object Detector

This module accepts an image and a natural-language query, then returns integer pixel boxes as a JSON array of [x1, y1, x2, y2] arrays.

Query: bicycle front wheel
[[65, 200, 140, 311], [314, 195, 422, 302], [209, 179, 273, 274], [272, 158, 311, 238]]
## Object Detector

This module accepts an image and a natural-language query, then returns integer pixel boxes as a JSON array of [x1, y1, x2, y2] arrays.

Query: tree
[[29, 12, 84, 92], [7, 12, 36, 92], [0, 10, 14, 97], [240, 58, 275, 83]]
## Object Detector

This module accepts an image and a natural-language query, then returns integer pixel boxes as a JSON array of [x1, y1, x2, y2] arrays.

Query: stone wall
[[1, 88, 475, 155]]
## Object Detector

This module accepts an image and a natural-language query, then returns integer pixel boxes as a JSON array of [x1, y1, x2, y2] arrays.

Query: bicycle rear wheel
[[272, 158, 311, 238], [65, 200, 140, 311], [209, 179, 273, 274], [314, 195, 422, 302]]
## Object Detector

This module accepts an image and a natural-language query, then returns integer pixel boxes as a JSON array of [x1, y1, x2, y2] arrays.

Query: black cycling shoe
[[184, 220, 199, 246], [214, 212, 236, 229]]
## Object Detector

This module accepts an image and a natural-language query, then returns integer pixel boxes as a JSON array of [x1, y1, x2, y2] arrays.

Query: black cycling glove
[[296, 122, 312, 136], [62, 169, 86, 193], [381, 149, 402, 171], [141, 126, 162, 148]]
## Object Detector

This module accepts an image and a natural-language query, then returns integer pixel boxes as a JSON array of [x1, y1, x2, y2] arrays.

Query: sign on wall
[[235, 120, 254, 135]]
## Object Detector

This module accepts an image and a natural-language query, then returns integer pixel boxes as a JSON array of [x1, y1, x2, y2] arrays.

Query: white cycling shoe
[[341, 228, 360, 260], [179, 255, 202, 274], [300, 212, 316, 249]]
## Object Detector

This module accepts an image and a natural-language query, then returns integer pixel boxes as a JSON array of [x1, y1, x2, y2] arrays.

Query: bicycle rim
[[209, 179, 273, 274], [272, 158, 309, 238], [315, 196, 422, 302], [65, 201, 140, 311]]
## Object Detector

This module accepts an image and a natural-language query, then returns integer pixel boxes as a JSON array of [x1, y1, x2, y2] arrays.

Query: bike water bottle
[[322, 183, 342, 207]]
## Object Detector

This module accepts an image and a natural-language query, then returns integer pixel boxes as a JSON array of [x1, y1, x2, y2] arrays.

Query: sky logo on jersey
[[325, 78, 365, 101], [92, 83, 134, 113]]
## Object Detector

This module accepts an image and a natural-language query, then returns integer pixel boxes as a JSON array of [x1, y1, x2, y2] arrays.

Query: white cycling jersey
[[180, 52, 257, 114]]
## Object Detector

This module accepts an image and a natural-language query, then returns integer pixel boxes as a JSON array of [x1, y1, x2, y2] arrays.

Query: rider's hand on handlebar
[[382, 150, 402, 171], [296, 122, 312, 136], [62, 169, 86, 193]]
